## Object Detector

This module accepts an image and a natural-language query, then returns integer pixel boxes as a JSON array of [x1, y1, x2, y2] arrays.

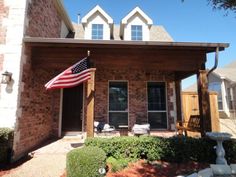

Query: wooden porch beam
[[86, 68, 96, 137], [197, 70, 212, 137]]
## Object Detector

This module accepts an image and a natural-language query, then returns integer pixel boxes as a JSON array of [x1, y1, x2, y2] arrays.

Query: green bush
[[85, 136, 164, 161], [0, 128, 14, 165], [85, 136, 236, 163], [106, 157, 133, 172], [66, 146, 107, 177]]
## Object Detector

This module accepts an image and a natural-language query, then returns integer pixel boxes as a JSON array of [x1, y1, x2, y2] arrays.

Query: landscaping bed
[[106, 160, 209, 177], [66, 136, 236, 177]]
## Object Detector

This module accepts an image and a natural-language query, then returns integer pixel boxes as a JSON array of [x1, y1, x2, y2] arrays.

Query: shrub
[[66, 146, 106, 177], [85, 136, 164, 161], [0, 128, 14, 165], [106, 157, 133, 172], [85, 136, 236, 163]]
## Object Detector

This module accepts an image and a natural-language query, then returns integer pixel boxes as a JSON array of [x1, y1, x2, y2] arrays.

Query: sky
[[63, 0, 236, 88]]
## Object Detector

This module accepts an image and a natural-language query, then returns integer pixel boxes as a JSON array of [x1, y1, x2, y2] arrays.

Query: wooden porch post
[[86, 68, 96, 137], [197, 70, 212, 137]]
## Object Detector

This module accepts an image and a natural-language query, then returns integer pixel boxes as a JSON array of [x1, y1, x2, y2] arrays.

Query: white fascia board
[[121, 6, 153, 25], [81, 5, 113, 24]]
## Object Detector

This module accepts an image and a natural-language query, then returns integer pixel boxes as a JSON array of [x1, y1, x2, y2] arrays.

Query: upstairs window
[[92, 24, 103, 39], [131, 25, 142, 41]]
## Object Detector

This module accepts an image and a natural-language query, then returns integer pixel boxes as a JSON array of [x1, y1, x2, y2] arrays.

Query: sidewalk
[[2, 137, 84, 177]]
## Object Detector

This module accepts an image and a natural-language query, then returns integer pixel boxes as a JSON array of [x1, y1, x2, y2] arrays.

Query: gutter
[[207, 47, 219, 77]]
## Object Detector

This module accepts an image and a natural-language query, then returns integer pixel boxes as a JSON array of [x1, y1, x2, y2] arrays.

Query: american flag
[[45, 57, 92, 90]]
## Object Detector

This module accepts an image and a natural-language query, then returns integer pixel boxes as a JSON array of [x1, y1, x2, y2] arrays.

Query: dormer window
[[81, 5, 113, 40], [131, 25, 142, 41], [120, 7, 153, 41], [92, 24, 103, 39]]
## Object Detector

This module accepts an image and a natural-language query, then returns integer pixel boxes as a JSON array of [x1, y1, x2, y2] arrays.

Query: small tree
[[209, 0, 236, 13]]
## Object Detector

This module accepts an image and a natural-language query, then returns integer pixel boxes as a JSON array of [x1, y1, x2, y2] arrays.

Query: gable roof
[[81, 5, 113, 25], [213, 68, 236, 83], [121, 7, 153, 25], [224, 60, 236, 68]]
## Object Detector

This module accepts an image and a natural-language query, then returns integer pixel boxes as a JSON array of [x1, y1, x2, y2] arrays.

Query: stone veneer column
[[168, 82, 177, 130], [0, 0, 27, 128]]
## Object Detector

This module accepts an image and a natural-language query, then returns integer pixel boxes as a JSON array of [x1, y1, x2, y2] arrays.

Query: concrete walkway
[[3, 137, 84, 177]]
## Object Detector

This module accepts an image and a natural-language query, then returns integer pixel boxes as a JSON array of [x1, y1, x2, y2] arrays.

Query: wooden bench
[[176, 115, 201, 136]]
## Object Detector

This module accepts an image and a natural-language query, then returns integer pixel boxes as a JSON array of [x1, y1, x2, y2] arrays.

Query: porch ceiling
[[24, 37, 229, 80]]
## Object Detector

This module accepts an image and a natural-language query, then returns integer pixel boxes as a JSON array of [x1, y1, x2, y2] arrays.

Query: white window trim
[[146, 81, 168, 130], [108, 80, 129, 127]]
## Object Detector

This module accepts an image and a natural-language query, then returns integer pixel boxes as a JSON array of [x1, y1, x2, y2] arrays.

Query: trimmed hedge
[[106, 157, 132, 172], [0, 128, 14, 165], [85, 136, 236, 163], [67, 146, 106, 177]]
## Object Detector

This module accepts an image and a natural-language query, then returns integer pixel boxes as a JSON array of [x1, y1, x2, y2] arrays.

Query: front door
[[62, 84, 83, 132]]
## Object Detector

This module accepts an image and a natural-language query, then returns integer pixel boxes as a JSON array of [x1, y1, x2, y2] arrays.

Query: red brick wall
[[13, 48, 61, 159], [94, 67, 175, 130], [25, 0, 61, 37], [13, 0, 64, 159]]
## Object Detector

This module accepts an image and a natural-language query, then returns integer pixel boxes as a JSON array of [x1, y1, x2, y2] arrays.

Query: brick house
[[0, 1, 228, 161]]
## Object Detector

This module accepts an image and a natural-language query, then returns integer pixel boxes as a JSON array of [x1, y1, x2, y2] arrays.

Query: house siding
[[12, 0, 65, 160], [0, 0, 9, 86], [25, 0, 61, 37], [0, 0, 27, 128], [13, 52, 61, 159], [94, 67, 176, 130]]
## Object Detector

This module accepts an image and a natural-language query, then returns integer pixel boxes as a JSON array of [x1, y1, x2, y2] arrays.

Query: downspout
[[206, 47, 219, 132], [207, 47, 219, 77]]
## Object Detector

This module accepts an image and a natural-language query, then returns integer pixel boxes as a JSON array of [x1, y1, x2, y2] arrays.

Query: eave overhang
[[24, 37, 229, 53]]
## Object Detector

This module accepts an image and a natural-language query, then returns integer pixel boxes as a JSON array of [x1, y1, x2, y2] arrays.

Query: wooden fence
[[182, 91, 220, 136]]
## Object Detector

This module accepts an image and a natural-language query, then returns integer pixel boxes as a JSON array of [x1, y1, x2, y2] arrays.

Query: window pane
[[92, 24, 103, 40], [131, 25, 142, 41], [109, 112, 128, 129], [218, 101, 223, 110], [148, 82, 166, 110], [109, 82, 128, 111], [148, 112, 167, 129], [209, 82, 222, 99]]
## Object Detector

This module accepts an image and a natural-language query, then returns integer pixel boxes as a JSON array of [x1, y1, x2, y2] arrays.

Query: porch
[[12, 38, 228, 160]]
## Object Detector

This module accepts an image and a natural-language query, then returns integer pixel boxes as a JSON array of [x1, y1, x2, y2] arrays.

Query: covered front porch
[[12, 37, 228, 159]]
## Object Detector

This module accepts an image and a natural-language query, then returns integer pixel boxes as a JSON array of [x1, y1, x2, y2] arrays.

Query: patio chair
[[132, 123, 150, 136], [94, 121, 115, 133]]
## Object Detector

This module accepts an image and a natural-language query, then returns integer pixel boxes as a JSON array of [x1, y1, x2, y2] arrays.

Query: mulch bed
[[60, 160, 208, 177], [2, 155, 208, 177], [106, 160, 209, 177]]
